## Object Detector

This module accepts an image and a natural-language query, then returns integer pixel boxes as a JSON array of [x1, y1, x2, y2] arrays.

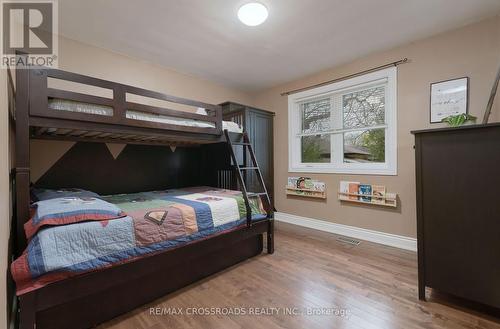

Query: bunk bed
[[9, 63, 274, 329]]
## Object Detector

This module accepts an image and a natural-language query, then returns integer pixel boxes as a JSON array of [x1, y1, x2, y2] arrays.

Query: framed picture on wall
[[430, 77, 469, 123]]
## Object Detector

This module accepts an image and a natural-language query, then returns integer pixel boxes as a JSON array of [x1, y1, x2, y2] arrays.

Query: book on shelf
[[339, 181, 349, 200], [358, 184, 372, 202], [340, 181, 356, 200], [287, 177, 299, 188], [348, 182, 360, 200], [312, 181, 326, 192], [287, 177, 326, 192], [385, 193, 397, 206], [372, 185, 386, 204]]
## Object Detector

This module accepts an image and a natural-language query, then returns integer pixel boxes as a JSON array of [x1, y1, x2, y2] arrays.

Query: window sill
[[288, 166, 397, 176]]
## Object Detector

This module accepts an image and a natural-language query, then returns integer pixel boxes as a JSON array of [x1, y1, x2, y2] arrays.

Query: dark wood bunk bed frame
[[10, 65, 274, 329]]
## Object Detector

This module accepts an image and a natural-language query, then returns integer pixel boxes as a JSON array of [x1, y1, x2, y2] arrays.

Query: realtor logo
[[1, 0, 58, 68]]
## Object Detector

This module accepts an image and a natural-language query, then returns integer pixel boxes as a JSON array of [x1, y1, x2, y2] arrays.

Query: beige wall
[[56, 37, 254, 106], [1, 68, 11, 328], [253, 15, 500, 238]]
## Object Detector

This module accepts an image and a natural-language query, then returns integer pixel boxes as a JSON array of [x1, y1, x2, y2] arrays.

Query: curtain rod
[[280, 58, 409, 96]]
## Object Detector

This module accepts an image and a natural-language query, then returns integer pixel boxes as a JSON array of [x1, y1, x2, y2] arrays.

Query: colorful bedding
[[25, 197, 126, 240], [11, 187, 267, 295], [31, 187, 100, 202]]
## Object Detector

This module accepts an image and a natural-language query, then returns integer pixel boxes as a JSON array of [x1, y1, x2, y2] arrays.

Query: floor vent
[[336, 236, 361, 246]]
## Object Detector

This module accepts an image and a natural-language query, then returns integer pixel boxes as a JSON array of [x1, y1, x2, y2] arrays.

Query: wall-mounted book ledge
[[286, 177, 326, 199], [337, 191, 397, 208], [286, 187, 326, 199], [338, 181, 397, 208]]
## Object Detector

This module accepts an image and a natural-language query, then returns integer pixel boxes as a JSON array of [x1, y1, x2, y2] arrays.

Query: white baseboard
[[274, 212, 417, 252]]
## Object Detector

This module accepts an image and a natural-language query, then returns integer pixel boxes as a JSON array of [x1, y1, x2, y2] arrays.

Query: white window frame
[[288, 67, 397, 175]]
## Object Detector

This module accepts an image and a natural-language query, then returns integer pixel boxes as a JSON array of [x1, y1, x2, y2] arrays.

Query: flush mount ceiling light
[[238, 2, 268, 26]]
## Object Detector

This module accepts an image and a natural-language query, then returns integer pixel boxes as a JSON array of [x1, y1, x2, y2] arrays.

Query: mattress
[[12, 187, 266, 295], [48, 99, 243, 133]]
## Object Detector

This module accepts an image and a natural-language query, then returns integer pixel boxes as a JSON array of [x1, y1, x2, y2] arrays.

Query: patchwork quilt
[[24, 197, 126, 240], [11, 187, 267, 295]]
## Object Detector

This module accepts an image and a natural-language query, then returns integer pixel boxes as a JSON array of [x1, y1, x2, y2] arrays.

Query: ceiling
[[58, 0, 500, 92]]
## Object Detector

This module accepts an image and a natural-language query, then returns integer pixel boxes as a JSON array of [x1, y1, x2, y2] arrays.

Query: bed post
[[267, 218, 274, 254], [14, 57, 31, 255], [18, 293, 36, 329]]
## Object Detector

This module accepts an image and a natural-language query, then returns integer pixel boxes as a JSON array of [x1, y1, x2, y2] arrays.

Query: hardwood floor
[[99, 223, 500, 329]]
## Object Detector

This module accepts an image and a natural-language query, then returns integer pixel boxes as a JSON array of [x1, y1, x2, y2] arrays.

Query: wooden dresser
[[412, 123, 500, 308], [220, 102, 274, 206]]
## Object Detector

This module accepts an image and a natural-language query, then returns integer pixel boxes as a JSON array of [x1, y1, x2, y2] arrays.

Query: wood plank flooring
[[99, 223, 500, 329]]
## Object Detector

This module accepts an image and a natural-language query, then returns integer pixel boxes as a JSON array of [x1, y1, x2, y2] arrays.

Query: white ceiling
[[58, 0, 500, 92]]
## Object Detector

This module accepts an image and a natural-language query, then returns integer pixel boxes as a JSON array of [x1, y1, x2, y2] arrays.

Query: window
[[288, 67, 397, 175]]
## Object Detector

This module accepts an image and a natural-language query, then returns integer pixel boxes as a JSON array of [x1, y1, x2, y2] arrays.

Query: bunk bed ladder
[[224, 130, 272, 227]]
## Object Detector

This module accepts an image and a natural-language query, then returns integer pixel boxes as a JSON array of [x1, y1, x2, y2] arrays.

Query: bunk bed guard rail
[[27, 68, 223, 136]]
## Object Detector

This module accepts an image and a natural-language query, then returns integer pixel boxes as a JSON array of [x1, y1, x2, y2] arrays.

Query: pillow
[[31, 187, 100, 202], [25, 196, 126, 240], [196, 107, 208, 115]]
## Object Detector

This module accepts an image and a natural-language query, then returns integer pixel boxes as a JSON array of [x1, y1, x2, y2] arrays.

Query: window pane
[[301, 98, 331, 133], [301, 135, 331, 163], [343, 129, 385, 163], [343, 86, 385, 129]]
